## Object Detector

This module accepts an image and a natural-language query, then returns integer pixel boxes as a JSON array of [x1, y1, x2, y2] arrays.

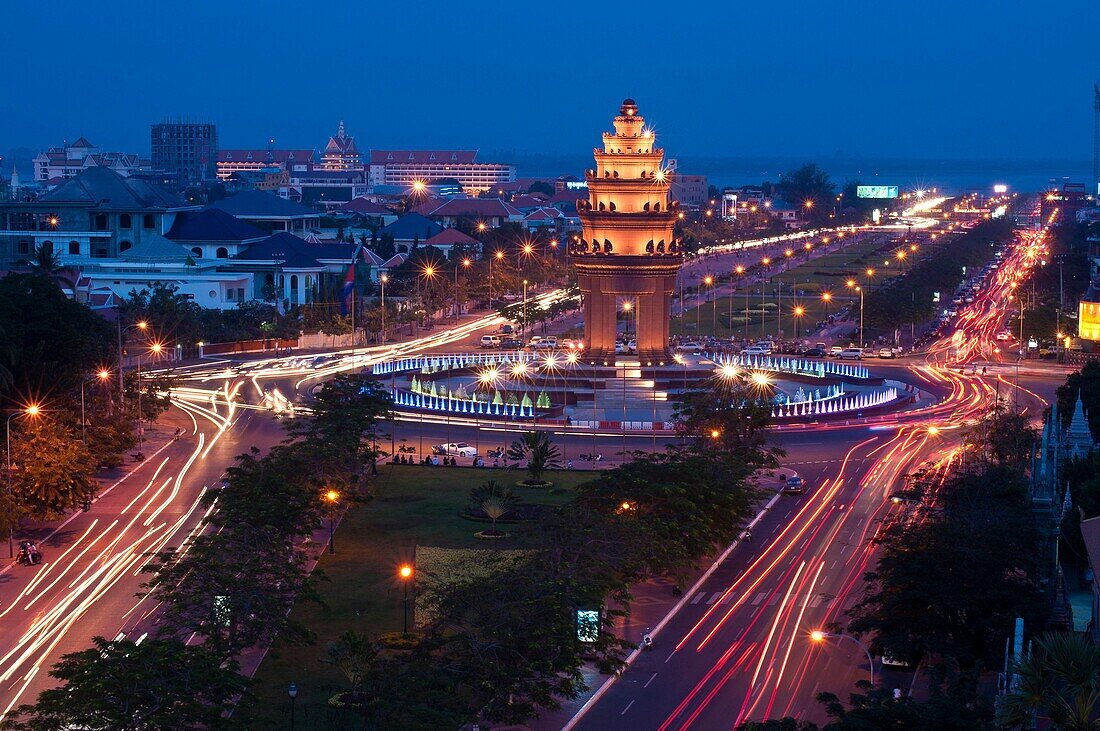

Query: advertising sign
[[856, 185, 899, 199]]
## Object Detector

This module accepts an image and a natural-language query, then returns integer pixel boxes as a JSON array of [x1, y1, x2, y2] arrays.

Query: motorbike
[[578, 453, 604, 462], [17, 542, 42, 566]]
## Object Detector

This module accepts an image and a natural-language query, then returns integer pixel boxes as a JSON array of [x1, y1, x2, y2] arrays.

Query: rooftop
[[37, 167, 187, 210], [208, 190, 319, 219], [166, 208, 268, 243]]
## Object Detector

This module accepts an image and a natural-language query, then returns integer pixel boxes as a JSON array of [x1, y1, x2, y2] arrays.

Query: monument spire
[[571, 99, 683, 363]]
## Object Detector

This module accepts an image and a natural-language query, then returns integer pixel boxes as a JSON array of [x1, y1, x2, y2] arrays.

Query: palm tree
[[468, 480, 520, 533], [28, 243, 62, 275], [998, 631, 1100, 731], [506, 431, 560, 485]]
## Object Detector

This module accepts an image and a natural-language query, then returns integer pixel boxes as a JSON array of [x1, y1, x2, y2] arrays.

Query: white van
[[838, 348, 863, 360], [480, 335, 502, 349]]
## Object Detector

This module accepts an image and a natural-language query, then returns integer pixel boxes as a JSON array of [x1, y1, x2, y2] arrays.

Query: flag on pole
[[340, 262, 356, 315]]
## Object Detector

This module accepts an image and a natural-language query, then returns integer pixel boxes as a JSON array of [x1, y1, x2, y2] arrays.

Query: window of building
[[69, 241, 80, 255], [120, 214, 132, 229], [215, 247, 228, 258], [40, 241, 53, 255], [17, 240, 30, 255], [191, 247, 203, 258], [119, 240, 132, 252], [94, 214, 108, 231], [143, 214, 155, 229]]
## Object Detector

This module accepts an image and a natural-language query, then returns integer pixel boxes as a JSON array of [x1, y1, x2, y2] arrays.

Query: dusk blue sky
[[5, 1, 1099, 167]]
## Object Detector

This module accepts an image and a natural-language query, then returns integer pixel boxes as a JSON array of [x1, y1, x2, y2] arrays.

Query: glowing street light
[[821, 291, 833, 321], [324, 489, 339, 554], [793, 305, 805, 340], [80, 369, 112, 444], [847, 280, 865, 349], [6, 403, 43, 557], [399, 564, 414, 635], [809, 630, 874, 686]]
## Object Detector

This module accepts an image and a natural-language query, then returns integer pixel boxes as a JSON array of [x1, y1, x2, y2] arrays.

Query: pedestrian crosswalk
[[690, 590, 836, 609]]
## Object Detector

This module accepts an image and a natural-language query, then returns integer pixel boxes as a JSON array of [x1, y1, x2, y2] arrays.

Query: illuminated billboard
[[993, 184, 1008, 194], [1079, 302, 1100, 341], [856, 185, 899, 199]]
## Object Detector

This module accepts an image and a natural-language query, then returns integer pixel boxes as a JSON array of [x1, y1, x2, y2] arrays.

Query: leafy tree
[[738, 719, 819, 731], [848, 463, 1046, 683], [815, 682, 992, 730], [142, 524, 323, 661], [964, 400, 1037, 469], [11, 418, 96, 518], [118, 282, 203, 349], [774, 163, 835, 223], [283, 374, 390, 484], [506, 430, 560, 485], [0, 273, 115, 404], [997, 631, 1100, 731], [527, 180, 554, 196], [1, 636, 248, 731]]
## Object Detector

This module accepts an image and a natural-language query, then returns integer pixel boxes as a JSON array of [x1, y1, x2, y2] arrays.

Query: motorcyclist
[[642, 628, 653, 650]]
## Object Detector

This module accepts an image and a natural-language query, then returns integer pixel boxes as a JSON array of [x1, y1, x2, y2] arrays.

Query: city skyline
[[3, 1, 1098, 165]]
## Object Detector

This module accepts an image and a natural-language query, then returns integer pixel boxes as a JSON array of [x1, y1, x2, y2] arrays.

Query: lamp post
[[324, 489, 339, 554], [116, 318, 149, 401], [454, 257, 471, 323], [522, 279, 529, 336], [793, 305, 805, 341], [380, 274, 388, 343], [490, 249, 504, 310], [287, 682, 298, 730], [399, 564, 414, 636], [761, 257, 771, 339], [821, 291, 832, 323], [81, 369, 111, 443], [733, 265, 745, 339], [705, 275, 716, 335], [6, 404, 41, 558], [135, 342, 164, 460], [810, 630, 875, 686], [847, 279, 865, 349]]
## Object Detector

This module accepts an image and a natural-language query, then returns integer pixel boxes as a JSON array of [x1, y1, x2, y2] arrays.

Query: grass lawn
[[238, 465, 594, 729], [671, 237, 921, 340]]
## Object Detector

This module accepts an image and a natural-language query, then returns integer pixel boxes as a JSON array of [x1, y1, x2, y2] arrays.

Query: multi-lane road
[[0, 217, 1065, 727]]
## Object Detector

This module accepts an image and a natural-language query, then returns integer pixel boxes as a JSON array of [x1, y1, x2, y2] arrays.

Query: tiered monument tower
[[571, 99, 683, 364]]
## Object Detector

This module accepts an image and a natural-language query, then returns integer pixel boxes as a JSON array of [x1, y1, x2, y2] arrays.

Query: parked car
[[675, 342, 701, 354], [783, 476, 806, 495], [804, 347, 826, 357], [877, 348, 895, 359], [828, 346, 845, 358], [499, 324, 514, 334], [742, 346, 769, 356], [838, 348, 863, 360], [480, 335, 502, 349], [501, 337, 523, 349], [432, 442, 478, 458]]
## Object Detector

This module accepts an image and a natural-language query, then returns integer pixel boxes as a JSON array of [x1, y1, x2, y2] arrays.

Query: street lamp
[[116, 319, 149, 401], [761, 257, 772, 338], [380, 274, 388, 343], [287, 682, 298, 730], [809, 630, 875, 686], [793, 305, 805, 341], [522, 279, 529, 336], [80, 369, 111, 443], [846, 280, 865, 349], [703, 275, 715, 335], [821, 291, 832, 322], [399, 564, 414, 636], [733, 265, 746, 339], [324, 489, 339, 554], [6, 404, 42, 557], [135, 342, 164, 460], [454, 257, 471, 323]]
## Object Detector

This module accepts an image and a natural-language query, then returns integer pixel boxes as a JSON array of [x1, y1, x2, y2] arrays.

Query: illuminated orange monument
[[571, 99, 683, 363]]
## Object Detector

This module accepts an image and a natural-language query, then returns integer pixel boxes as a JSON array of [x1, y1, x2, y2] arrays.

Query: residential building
[[286, 168, 369, 206], [418, 198, 523, 229], [33, 137, 147, 184], [670, 174, 708, 210], [151, 121, 218, 183], [164, 208, 268, 260], [208, 190, 320, 234], [422, 228, 480, 258], [0, 166, 195, 264], [379, 213, 443, 253], [368, 150, 514, 196], [230, 231, 357, 305]]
